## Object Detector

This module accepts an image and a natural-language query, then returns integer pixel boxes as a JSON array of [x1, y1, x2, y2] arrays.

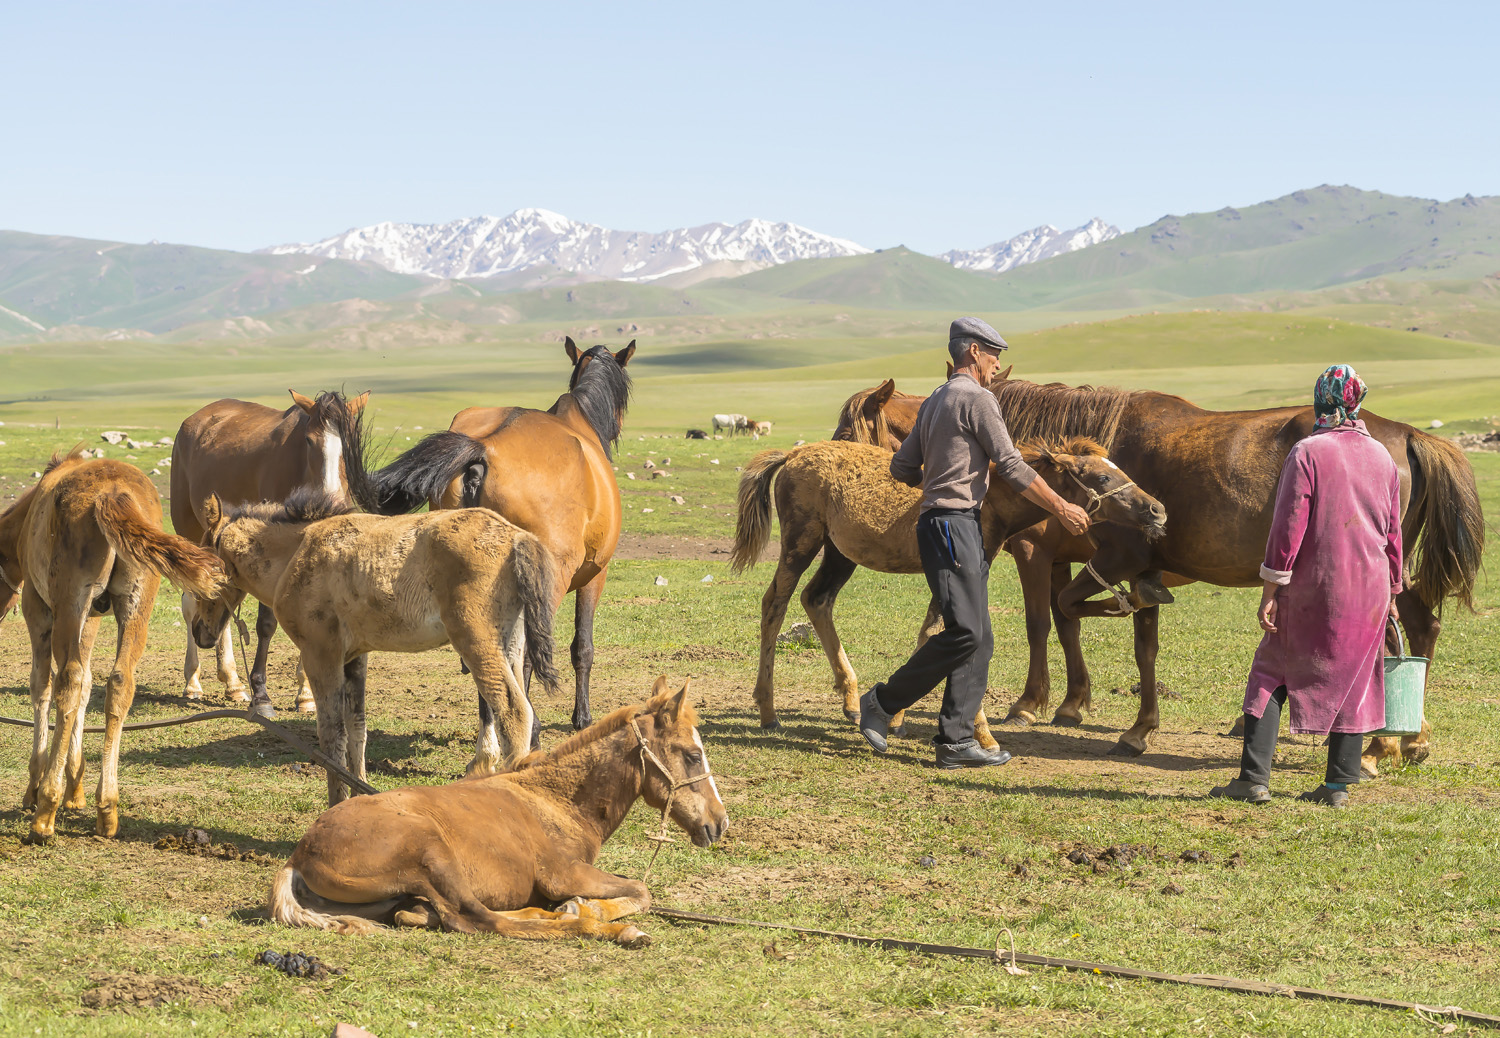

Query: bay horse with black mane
[[339, 337, 632, 733], [0, 449, 224, 841], [837, 373, 1485, 771], [171, 389, 369, 717]]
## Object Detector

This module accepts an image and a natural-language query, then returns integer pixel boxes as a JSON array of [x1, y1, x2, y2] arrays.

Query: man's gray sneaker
[[858, 687, 893, 754], [935, 739, 1012, 770], [1208, 778, 1271, 804]]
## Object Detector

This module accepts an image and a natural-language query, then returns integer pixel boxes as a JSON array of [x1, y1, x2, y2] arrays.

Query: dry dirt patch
[[80, 970, 247, 1011]]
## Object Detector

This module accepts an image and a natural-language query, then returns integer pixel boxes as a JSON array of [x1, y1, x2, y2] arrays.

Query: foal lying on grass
[[194, 488, 558, 805], [270, 679, 727, 946]]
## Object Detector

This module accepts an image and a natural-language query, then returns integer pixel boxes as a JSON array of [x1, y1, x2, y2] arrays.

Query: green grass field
[[1, 306, 1499, 1036]]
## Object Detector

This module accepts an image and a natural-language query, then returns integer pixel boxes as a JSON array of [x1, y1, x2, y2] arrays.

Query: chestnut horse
[[340, 338, 632, 732], [836, 376, 1485, 769], [268, 679, 727, 945], [0, 449, 223, 841], [193, 489, 559, 805], [729, 437, 1166, 744], [171, 389, 369, 716]]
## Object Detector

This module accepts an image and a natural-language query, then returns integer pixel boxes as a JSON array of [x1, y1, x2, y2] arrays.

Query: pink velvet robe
[[1243, 420, 1403, 735]]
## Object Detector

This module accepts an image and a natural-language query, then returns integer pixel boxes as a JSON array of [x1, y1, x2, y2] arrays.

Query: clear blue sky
[[5, 1, 1496, 254]]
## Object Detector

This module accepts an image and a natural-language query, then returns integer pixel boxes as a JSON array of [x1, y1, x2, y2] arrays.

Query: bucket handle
[[1387, 617, 1406, 660]]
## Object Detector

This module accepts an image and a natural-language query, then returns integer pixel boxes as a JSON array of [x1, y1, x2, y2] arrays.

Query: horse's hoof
[[842, 708, 858, 723], [22, 830, 54, 847], [1004, 711, 1036, 727], [616, 926, 651, 949], [759, 718, 781, 731], [571, 717, 592, 732], [296, 700, 317, 716], [1107, 740, 1146, 758], [1360, 756, 1380, 779], [1051, 713, 1083, 728], [250, 701, 276, 720], [890, 724, 909, 739], [183, 688, 203, 702], [1402, 745, 1430, 766]]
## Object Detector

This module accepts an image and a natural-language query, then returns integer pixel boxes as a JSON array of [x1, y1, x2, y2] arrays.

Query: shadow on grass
[[0, 806, 300, 857]]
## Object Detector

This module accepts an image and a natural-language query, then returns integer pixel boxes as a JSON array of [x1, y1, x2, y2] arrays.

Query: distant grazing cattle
[[712, 414, 749, 436], [686, 429, 708, 440], [753, 421, 772, 436]]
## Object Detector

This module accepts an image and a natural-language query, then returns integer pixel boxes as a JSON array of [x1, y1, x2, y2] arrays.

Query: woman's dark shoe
[[1208, 778, 1271, 804], [858, 687, 893, 754], [935, 740, 1012, 770], [1297, 785, 1349, 808]]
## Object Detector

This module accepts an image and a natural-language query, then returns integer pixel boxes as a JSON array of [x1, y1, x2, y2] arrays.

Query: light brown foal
[[0, 449, 223, 841], [171, 389, 368, 716], [269, 679, 728, 946]]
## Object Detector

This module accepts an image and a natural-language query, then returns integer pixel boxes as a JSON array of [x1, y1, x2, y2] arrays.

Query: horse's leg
[[245, 601, 277, 717], [181, 592, 205, 700], [294, 656, 316, 714], [752, 532, 822, 730], [455, 616, 533, 775], [341, 655, 369, 792], [1363, 589, 1438, 776], [63, 614, 102, 811], [571, 571, 608, 731], [799, 542, 861, 721], [541, 862, 652, 921], [1110, 605, 1161, 757], [22, 587, 55, 811], [29, 600, 96, 842], [1051, 563, 1096, 726], [214, 608, 247, 701], [1004, 539, 1055, 726], [95, 576, 157, 837], [301, 652, 348, 805]]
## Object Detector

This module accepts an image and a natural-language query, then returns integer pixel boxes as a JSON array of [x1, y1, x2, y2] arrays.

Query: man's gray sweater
[[889, 373, 1037, 512]]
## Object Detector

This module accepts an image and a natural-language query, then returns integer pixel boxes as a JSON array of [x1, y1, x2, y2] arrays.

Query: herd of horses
[[0, 334, 1485, 943]]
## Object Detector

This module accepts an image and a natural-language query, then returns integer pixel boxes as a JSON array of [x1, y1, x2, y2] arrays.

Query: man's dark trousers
[[874, 507, 991, 745], [1239, 685, 1363, 787]]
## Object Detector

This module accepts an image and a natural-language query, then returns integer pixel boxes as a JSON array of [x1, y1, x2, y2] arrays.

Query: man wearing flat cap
[[858, 316, 1091, 768]]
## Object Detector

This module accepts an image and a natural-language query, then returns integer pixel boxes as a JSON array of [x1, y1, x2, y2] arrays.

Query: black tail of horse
[[335, 405, 488, 516], [1405, 429, 1485, 613], [511, 534, 560, 690]]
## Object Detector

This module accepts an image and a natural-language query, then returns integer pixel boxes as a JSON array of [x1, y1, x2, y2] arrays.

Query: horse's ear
[[289, 390, 317, 415], [564, 337, 580, 365], [650, 675, 670, 697], [348, 391, 370, 415], [663, 685, 688, 725], [201, 493, 223, 532], [996, 363, 1013, 383], [945, 361, 954, 379], [871, 379, 896, 407], [614, 340, 636, 367]]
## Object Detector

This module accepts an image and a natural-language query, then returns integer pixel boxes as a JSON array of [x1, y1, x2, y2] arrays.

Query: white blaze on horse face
[[320, 429, 343, 497], [691, 728, 722, 804], [1105, 459, 1119, 470]]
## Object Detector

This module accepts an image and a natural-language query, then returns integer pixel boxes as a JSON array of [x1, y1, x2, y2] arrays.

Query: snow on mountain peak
[[262, 210, 872, 282], [941, 217, 1120, 273]]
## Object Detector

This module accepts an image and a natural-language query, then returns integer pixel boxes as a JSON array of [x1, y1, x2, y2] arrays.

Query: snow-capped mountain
[[941, 218, 1120, 273], [262, 209, 871, 282]]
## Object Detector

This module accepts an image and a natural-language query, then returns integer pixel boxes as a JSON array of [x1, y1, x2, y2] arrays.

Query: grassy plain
[[1, 308, 1499, 1036]]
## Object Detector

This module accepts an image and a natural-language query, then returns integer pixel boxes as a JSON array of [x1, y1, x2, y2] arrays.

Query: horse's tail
[[269, 864, 380, 935], [94, 492, 225, 599], [511, 533, 560, 690], [333, 402, 488, 516], [730, 450, 790, 573], [1406, 429, 1485, 612]]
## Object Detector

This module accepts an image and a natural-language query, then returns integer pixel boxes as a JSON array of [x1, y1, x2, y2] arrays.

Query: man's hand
[[1388, 597, 1400, 625], [1258, 582, 1279, 633], [1056, 501, 1090, 537]]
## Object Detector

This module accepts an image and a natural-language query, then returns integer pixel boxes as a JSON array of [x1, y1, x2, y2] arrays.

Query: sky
[[5, 0, 1498, 255]]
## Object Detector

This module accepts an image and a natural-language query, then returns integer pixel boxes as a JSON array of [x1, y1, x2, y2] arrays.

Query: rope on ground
[[0, 708, 377, 796], [647, 907, 1500, 1029]]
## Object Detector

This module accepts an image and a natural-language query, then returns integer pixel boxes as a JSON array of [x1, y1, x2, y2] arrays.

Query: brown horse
[[730, 438, 1166, 743], [839, 375, 1485, 767], [831, 365, 1011, 450], [0, 449, 224, 841], [340, 337, 632, 732], [193, 489, 558, 805], [171, 390, 369, 716], [268, 678, 727, 945]]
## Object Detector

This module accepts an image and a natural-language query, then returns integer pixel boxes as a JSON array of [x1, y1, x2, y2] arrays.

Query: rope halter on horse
[[1083, 559, 1138, 616], [0, 563, 20, 596], [629, 714, 714, 880], [1064, 466, 1139, 517]]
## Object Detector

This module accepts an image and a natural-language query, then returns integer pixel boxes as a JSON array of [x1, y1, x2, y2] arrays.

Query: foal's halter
[[1082, 559, 1138, 617], [1065, 466, 1138, 516], [0, 564, 20, 596], [629, 715, 715, 880]]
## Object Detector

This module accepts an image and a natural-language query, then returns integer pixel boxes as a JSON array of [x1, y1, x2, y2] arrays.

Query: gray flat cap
[[949, 316, 1009, 352]]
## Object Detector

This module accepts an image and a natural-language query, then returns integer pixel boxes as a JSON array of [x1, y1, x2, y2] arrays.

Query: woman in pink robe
[[1212, 364, 1403, 808]]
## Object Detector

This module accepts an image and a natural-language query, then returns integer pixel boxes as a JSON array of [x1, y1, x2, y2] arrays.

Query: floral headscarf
[[1313, 363, 1367, 429]]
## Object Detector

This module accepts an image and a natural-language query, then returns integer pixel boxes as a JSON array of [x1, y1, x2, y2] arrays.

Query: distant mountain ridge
[[262, 209, 873, 283], [941, 218, 1120, 272]]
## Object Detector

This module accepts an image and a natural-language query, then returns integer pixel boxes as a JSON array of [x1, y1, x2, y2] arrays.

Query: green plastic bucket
[[1372, 621, 1427, 737]]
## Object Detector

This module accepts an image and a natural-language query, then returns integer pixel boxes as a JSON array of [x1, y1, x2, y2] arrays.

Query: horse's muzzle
[[694, 816, 729, 848]]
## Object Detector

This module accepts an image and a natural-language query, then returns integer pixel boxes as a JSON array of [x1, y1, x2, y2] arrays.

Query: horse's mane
[[512, 685, 698, 771], [226, 485, 353, 525], [1017, 435, 1107, 464], [563, 345, 633, 459], [994, 380, 1133, 450], [835, 385, 891, 448]]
